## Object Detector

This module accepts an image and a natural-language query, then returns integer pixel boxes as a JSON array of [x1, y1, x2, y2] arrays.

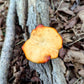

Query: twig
[[73, 77, 82, 84], [51, 0, 55, 10], [55, 0, 64, 14], [0, 0, 16, 84], [15, 39, 25, 46], [59, 30, 67, 34], [67, 36, 84, 46]]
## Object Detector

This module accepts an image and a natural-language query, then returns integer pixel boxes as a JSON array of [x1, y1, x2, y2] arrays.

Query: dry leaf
[[69, 78, 77, 84], [71, 0, 75, 4], [59, 48, 66, 59], [78, 70, 84, 77], [64, 17, 77, 29], [64, 50, 84, 64], [58, 13, 68, 23], [0, 0, 4, 4], [78, 10, 84, 31], [65, 70, 76, 82], [62, 33, 74, 44], [74, 6, 84, 13], [74, 63, 84, 76], [70, 46, 79, 51], [58, 2, 75, 16]]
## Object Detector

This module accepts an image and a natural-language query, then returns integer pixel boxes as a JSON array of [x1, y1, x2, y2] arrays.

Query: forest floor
[[0, 0, 84, 84]]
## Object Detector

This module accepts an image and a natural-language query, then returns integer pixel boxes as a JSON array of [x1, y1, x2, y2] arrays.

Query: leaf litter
[[0, 0, 84, 84]]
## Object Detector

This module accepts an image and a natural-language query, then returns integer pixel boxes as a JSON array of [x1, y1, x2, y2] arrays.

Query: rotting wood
[[0, 0, 16, 84], [27, 0, 67, 84]]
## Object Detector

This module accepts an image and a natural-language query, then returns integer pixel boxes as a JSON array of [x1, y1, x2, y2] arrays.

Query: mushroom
[[22, 25, 63, 63]]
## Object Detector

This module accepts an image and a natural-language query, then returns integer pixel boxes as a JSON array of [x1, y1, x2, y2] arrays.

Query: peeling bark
[[0, 0, 16, 84]]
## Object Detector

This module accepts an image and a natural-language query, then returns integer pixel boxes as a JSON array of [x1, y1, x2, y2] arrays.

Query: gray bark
[[0, 0, 67, 84], [29, 58, 67, 84], [26, 0, 49, 34], [16, 0, 27, 29], [27, 0, 67, 84], [0, 0, 16, 84], [16, 0, 28, 40]]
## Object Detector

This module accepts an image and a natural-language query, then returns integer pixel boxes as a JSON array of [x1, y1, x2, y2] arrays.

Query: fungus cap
[[22, 25, 63, 63]]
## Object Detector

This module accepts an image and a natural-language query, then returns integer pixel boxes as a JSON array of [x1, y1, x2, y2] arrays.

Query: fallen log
[[27, 0, 67, 84]]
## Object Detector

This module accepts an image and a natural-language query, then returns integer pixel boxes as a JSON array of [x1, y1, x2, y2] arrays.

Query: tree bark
[[27, 0, 67, 84], [0, 0, 67, 84], [27, 0, 49, 34], [16, 0, 28, 40], [16, 0, 27, 29]]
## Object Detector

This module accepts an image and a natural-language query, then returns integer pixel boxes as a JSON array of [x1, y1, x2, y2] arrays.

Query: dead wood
[[27, 0, 49, 34], [27, 0, 67, 84], [0, 0, 67, 84], [16, 0, 27, 29], [16, 0, 28, 40], [0, 0, 16, 84]]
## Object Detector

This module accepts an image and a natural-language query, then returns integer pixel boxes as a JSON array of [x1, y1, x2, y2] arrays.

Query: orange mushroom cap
[[22, 25, 63, 63]]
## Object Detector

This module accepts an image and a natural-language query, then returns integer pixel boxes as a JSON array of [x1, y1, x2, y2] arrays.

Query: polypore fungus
[[22, 25, 63, 63]]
